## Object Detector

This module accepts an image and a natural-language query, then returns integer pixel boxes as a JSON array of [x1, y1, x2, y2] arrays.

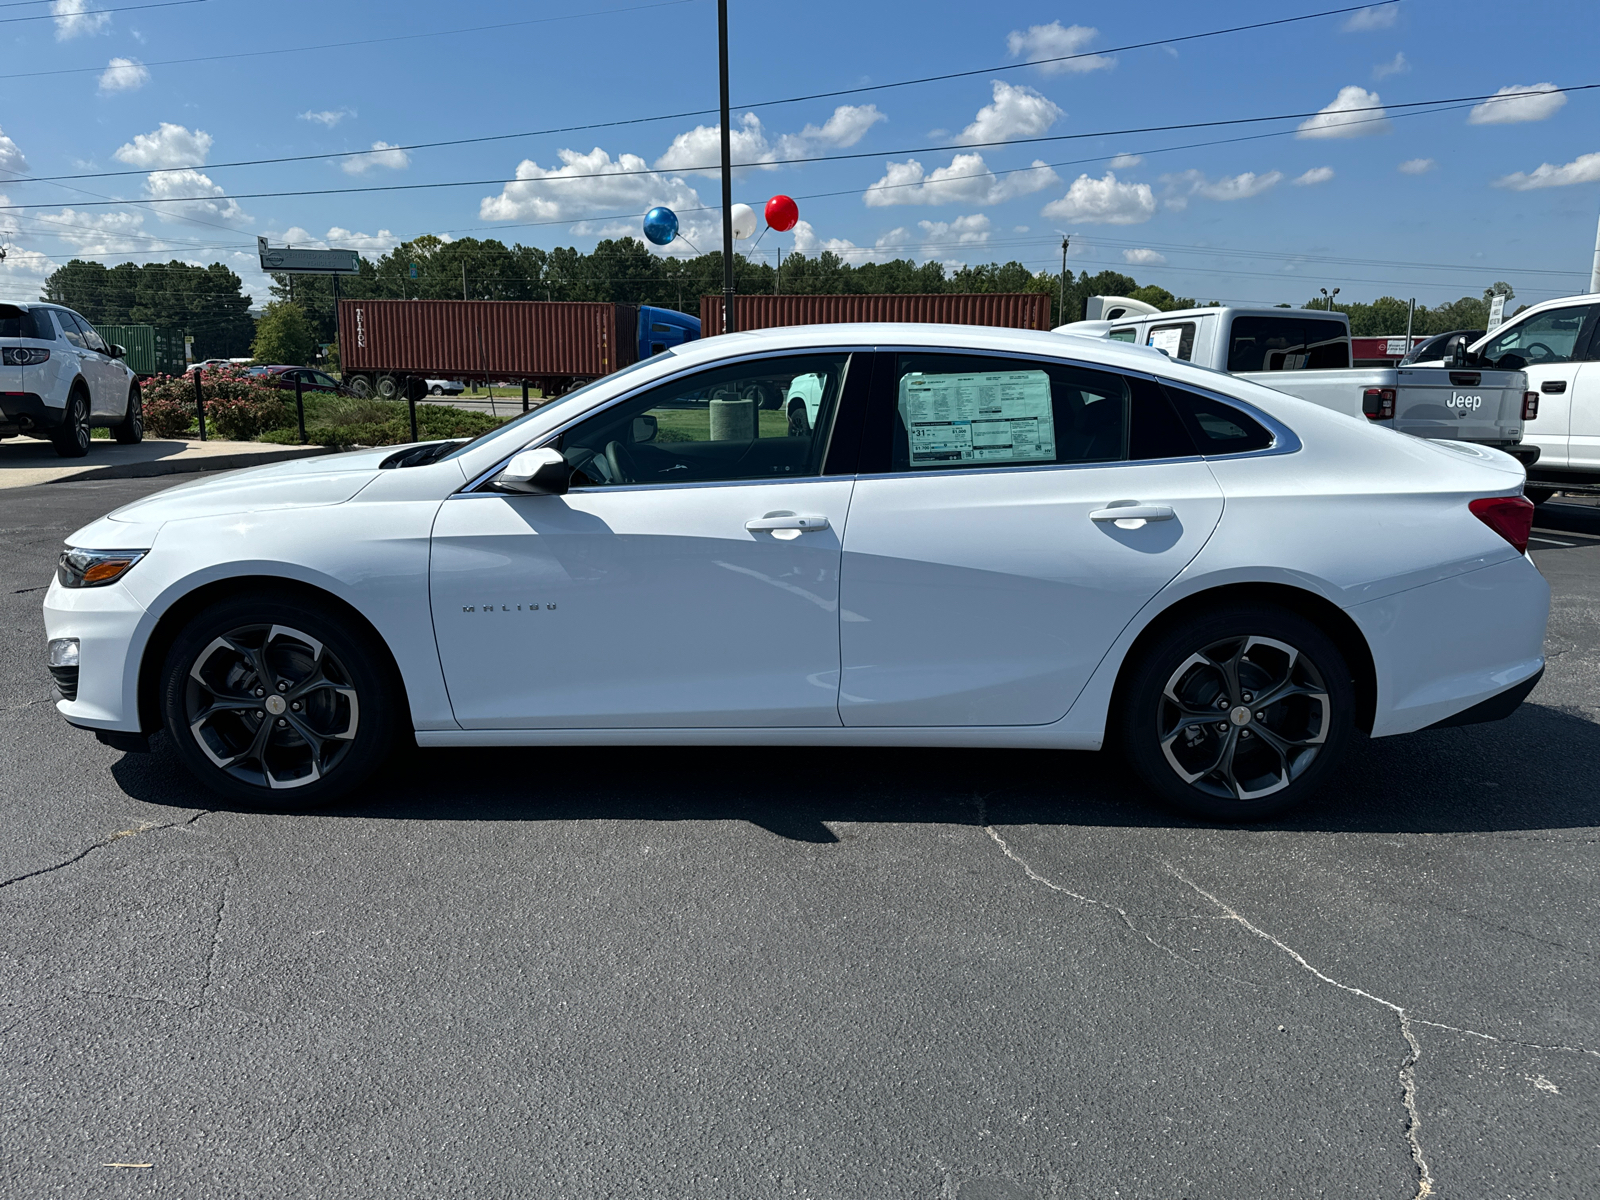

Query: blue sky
[[2, 0, 1597, 312]]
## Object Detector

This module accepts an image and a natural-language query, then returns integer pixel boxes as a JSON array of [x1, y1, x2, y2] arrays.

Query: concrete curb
[[13, 443, 342, 488]]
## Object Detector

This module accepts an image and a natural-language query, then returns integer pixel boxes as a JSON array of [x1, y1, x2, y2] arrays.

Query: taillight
[[1362, 387, 1395, 420], [1522, 392, 1539, 421], [1, 347, 50, 366], [1469, 496, 1534, 555]]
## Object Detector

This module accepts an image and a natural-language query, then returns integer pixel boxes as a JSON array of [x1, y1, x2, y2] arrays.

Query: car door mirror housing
[[109, 343, 126, 359], [495, 447, 571, 495], [632, 414, 658, 444]]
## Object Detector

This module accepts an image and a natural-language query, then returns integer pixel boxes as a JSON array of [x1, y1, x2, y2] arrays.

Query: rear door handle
[[1090, 503, 1176, 523], [1542, 380, 1567, 394], [745, 514, 831, 533]]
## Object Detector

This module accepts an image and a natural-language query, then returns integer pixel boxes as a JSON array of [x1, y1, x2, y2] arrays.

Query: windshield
[[439, 355, 669, 461]]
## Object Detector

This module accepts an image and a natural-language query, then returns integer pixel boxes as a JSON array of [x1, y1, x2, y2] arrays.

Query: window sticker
[[899, 370, 1055, 466]]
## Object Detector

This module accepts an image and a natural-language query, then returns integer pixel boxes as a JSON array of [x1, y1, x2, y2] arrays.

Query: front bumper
[[42, 576, 149, 731]]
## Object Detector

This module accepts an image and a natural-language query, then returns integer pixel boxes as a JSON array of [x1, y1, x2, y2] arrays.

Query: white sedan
[[43, 324, 1549, 818]]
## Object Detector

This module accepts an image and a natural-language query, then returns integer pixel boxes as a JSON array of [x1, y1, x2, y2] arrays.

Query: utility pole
[[717, 0, 735, 334], [1591, 206, 1600, 294], [1058, 236, 1070, 326], [1404, 297, 1415, 348], [462, 262, 468, 301]]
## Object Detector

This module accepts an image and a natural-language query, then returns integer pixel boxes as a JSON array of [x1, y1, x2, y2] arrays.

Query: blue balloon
[[642, 206, 679, 246]]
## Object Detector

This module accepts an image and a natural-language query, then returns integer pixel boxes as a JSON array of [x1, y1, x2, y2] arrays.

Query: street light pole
[[717, 0, 735, 334], [1058, 236, 1070, 325]]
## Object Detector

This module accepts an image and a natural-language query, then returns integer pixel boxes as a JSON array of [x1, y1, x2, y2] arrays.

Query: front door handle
[[1090, 503, 1176, 523], [1542, 380, 1567, 394], [746, 513, 830, 533]]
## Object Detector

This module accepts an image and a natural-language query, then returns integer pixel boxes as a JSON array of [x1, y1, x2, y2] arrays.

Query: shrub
[[143, 395, 196, 439], [204, 393, 292, 440], [140, 367, 294, 441]]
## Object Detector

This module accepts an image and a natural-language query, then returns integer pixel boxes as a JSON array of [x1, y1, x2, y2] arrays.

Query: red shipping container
[[699, 293, 1052, 335], [338, 299, 639, 382]]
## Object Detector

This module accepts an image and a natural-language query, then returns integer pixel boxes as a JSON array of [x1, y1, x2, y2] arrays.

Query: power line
[[9, 82, 1594, 213], [4, 1, 1398, 185], [0, 0, 205, 23]]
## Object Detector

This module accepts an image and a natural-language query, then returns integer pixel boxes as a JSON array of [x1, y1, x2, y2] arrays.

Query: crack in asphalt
[[200, 871, 233, 1006], [0, 810, 210, 894]]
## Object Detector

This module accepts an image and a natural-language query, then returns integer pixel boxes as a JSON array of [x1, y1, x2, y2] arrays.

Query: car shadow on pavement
[[110, 701, 1600, 841]]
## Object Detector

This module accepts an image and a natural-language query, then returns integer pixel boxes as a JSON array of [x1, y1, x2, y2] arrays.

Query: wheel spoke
[[191, 695, 261, 723]]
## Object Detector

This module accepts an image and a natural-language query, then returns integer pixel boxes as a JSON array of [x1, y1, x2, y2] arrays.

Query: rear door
[[1566, 319, 1600, 469], [1475, 303, 1599, 468], [836, 350, 1225, 727], [59, 310, 121, 418]]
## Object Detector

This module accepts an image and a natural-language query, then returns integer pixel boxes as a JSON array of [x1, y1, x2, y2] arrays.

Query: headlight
[[57, 546, 147, 588]]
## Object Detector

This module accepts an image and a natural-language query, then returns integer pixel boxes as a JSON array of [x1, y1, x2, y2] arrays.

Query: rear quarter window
[[1227, 316, 1349, 371], [1161, 383, 1275, 455]]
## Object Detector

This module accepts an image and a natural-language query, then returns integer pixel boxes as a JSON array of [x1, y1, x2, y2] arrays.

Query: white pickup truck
[[1056, 298, 1535, 464]]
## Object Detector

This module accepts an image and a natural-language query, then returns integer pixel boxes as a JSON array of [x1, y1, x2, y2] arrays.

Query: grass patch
[[257, 395, 513, 447]]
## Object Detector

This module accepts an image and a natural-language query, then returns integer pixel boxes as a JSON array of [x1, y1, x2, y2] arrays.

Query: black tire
[[376, 374, 399, 399], [160, 594, 401, 807], [1117, 605, 1356, 820], [111, 384, 144, 444], [1523, 486, 1555, 507], [429, 385, 443, 395], [50, 389, 91, 457]]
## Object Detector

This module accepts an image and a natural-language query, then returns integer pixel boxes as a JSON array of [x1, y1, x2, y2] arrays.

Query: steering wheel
[[604, 439, 637, 485], [1523, 342, 1555, 361]]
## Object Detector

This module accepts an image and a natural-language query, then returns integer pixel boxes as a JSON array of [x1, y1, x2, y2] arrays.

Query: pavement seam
[[1169, 867, 1435, 1200], [0, 809, 210, 894]]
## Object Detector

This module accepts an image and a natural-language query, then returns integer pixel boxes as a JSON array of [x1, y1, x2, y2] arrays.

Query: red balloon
[[765, 194, 799, 233]]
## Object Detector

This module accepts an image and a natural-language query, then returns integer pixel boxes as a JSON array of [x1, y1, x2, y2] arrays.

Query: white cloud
[[1293, 166, 1335, 186], [1005, 21, 1114, 74], [1162, 168, 1283, 203], [1467, 84, 1567, 125], [0, 126, 29, 174], [39, 208, 149, 254], [655, 113, 775, 176], [480, 146, 704, 224], [863, 152, 1058, 207], [791, 220, 908, 263], [143, 167, 248, 225], [1493, 152, 1600, 191], [1296, 86, 1390, 138], [1343, 4, 1397, 31], [917, 213, 992, 259], [1373, 52, 1408, 80], [956, 81, 1062, 145], [774, 104, 885, 157], [340, 141, 410, 175], [98, 57, 148, 93], [1041, 171, 1156, 225], [51, 0, 110, 40], [1107, 153, 1142, 169], [1122, 248, 1166, 266], [275, 225, 399, 258], [1398, 157, 1435, 174], [114, 122, 211, 169], [300, 108, 355, 128]]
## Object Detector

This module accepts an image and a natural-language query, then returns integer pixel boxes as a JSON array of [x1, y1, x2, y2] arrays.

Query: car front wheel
[[161, 595, 400, 806], [1118, 606, 1355, 820]]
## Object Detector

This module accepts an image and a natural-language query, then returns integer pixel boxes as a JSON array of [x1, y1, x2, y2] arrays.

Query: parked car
[[186, 358, 231, 373], [1058, 303, 1532, 461], [45, 324, 1547, 820], [252, 366, 352, 396], [0, 302, 141, 456], [426, 379, 466, 396]]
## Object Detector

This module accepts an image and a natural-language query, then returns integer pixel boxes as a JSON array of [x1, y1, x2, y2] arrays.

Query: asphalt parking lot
[[3, 477, 1597, 1200]]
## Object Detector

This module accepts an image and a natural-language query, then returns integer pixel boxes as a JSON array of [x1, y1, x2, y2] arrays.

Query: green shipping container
[[94, 324, 187, 378]]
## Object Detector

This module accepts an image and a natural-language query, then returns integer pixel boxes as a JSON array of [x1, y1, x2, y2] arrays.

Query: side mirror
[[1447, 335, 1469, 368], [632, 414, 658, 443], [109, 344, 126, 359], [495, 447, 570, 495]]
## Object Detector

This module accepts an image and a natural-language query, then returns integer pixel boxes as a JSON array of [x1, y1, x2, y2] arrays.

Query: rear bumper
[[1424, 667, 1543, 729], [0, 391, 66, 431]]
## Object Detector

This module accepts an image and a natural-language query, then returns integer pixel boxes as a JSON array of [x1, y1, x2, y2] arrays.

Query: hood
[[104, 445, 398, 526]]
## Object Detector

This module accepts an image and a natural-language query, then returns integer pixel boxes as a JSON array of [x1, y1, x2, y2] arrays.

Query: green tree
[[251, 301, 317, 365], [44, 258, 255, 357]]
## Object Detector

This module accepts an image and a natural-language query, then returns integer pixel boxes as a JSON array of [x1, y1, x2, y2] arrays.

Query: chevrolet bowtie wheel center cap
[[265, 695, 287, 716], [1229, 705, 1252, 727]]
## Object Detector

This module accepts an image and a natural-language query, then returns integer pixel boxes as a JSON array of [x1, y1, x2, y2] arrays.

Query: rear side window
[[1147, 322, 1196, 361], [1227, 317, 1349, 371], [1108, 327, 1138, 343], [54, 310, 88, 350], [1162, 383, 1275, 455]]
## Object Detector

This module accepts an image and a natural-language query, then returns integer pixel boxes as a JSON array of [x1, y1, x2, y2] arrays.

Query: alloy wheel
[[184, 623, 360, 790], [1157, 635, 1330, 802]]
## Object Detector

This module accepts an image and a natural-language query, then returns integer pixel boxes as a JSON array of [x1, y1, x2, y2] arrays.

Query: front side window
[[1227, 317, 1349, 371], [559, 353, 850, 488], [1478, 305, 1595, 368], [888, 353, 1130, 472]]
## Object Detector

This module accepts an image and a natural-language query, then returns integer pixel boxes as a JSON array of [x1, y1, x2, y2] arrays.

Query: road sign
[[257, 237, 361, 275], [1487, 292, 1507, 333], [409, 263, 418, 279]]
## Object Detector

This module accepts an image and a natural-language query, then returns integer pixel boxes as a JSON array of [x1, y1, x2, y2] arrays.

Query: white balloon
[[730, 203, 757, 240]]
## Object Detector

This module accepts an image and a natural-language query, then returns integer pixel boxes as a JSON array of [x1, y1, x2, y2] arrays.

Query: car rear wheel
[[50, 389, 91, 457], [161, 595, 400, 807], [1118, 606, 1355, 820], [111, 385, 143, 444], [429, 385, 443, 395]]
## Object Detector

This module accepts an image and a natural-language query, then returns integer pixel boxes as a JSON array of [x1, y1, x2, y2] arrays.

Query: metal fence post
[[295, 374, 307, 444], [408, 390, 418, 443], [193, 367, 207, 441], [521, 381, 529, 414]]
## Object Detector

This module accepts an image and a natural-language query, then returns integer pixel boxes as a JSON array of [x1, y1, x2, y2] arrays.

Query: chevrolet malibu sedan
[[44, 324, 1548, 818]]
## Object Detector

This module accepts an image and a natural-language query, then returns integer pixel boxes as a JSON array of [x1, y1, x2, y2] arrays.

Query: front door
[[838, 351, 1227, 727], [1477, 303, 1599, 469], [430, 351, 864, 729]]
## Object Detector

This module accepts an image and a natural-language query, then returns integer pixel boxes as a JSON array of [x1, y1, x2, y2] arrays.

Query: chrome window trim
[[458, 345, 868, 495]]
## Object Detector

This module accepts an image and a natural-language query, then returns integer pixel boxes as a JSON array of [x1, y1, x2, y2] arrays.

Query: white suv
[[0, 302, 141, 457]]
